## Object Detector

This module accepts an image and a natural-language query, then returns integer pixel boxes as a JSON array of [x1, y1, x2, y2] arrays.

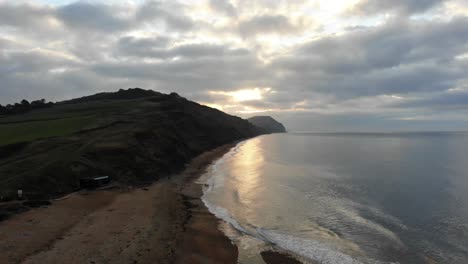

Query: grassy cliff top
[[0, 89, 263, 200]]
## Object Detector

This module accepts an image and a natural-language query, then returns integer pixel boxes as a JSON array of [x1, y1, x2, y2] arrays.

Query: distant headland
[[247, 115, 287, 133]]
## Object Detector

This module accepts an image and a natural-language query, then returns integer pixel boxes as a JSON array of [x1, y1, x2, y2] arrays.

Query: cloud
[[0, 3, 52, 28], [136, 1, 194, 31], [0, 38, 20, 50], [56, 2, 133, 32], [391, 90, 468, 109], [0, 2, 61, 36], [300, 16, 468, 71], [238, 14, 304, 37], [209, 0, 237, 17], [0, 49, 80, 77], [1, 0, 468, 130], [116, 38, 250, 59], [350, 0, 446, 16], [92, 41, 269, 97], [115, 36, 171, 58], [0, 1, 194, 35], [272, 16, 468, 100]]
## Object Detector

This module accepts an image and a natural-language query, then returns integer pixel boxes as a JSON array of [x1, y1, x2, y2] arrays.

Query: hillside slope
[[0, 89, 263, 200], [247, 116, 287, 133]]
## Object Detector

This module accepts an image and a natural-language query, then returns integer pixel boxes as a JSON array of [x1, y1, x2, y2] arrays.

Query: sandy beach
[[0, 142, 305, 264], [0, 145, 238, 264]]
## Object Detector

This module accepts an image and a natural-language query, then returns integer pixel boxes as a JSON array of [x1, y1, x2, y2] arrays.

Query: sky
[[1, 0, 468, 131]]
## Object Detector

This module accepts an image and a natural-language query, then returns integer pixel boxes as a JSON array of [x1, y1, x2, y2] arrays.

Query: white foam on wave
[[203, 199, 248, 234], [335, 204, 406, 248], [202, 197, 369, 264], [352, 202, 409, 231], [304, 184, 407, 249], [257, 228, 364, 264]]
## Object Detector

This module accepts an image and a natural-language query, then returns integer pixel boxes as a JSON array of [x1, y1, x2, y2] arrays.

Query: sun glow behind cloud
[[210, 87, 271, 102], [194, 0, 370, 113]]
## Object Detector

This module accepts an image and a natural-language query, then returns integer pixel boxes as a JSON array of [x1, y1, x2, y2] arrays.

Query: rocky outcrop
[[247, 116, 287, 133]]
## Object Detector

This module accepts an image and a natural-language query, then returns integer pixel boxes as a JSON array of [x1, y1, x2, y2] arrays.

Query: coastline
[[0, 144, 239, 264], [173, 144, 239, 263], [195, 141, 308, 264], [0, 139, 304, 264]]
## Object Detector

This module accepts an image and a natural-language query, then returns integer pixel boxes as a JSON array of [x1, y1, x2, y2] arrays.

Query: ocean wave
[[201, 140, 398, 264], [201, 143, 366, 263], [304, 188, 407, 248], [340, 206, 404, 249], [202, 186, 400, 263], [202, 196, 368, 264], [257, 228, 364, 264], [203, 200, 248, 234]]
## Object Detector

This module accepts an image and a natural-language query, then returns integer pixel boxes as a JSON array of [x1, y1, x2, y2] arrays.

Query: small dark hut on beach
[[79, 176, 111, 189]]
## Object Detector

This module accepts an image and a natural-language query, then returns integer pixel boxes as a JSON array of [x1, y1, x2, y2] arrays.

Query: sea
[[199, 132, 468, 264]]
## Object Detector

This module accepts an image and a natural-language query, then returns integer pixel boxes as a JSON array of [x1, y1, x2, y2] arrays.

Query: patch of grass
[[0, 100, 139, 125], [0, 117, 95, 146]]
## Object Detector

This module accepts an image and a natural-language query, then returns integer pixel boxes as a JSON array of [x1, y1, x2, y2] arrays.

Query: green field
[[0, 117, 95, 146], [0, 100, 143, 147]]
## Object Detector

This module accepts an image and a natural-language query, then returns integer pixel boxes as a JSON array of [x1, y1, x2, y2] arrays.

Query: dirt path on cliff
[[0, 145, 238, 264]]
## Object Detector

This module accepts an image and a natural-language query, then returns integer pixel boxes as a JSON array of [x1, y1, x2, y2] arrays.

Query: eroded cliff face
[[0, 90, 263, 199], [247, 116, 287, 134]]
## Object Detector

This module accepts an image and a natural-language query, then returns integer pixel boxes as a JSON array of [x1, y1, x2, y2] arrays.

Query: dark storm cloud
[[351, 0, 446, 15]]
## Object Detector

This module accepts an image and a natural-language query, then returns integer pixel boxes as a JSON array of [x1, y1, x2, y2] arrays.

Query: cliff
[[0, 89, 264, 200], [247, 116, 287, 133]]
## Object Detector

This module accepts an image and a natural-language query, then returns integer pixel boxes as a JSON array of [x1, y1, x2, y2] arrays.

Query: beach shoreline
[[196, 142, 308, 264], [0, 144, 239, 264], [0, 141, 304, 264], [173, 144, 239, 263]]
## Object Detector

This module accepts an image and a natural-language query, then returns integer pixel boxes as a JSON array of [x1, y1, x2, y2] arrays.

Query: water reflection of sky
[[205, 133, 468, 263], [230, 137, 265, 211]]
